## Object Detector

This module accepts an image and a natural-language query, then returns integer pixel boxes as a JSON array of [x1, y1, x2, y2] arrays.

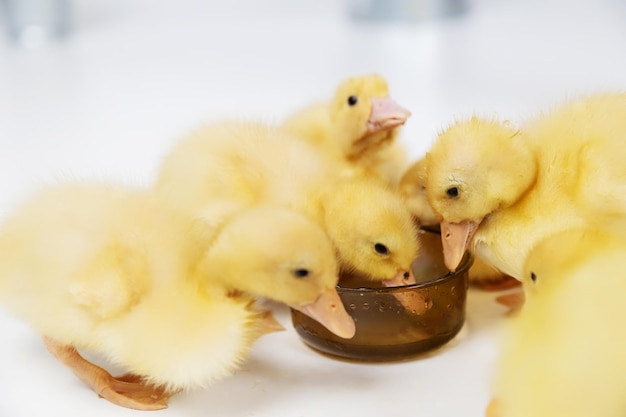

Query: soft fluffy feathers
[[0, 183, 349, 408], [283, 74, 411, 186], [489, 228, 626, 417], [426, 116, 534, 227], [155, 121, 419, 283], [398, 156, 439, 227], [426, 93, 626, 279], [399, 156, 518, 290]]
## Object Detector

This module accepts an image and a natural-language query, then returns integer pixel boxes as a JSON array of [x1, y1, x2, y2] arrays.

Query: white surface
[[0, 1, 625, 416]]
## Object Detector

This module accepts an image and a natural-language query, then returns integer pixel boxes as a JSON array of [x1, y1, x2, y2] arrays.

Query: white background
[[0, 1, 625, 416]]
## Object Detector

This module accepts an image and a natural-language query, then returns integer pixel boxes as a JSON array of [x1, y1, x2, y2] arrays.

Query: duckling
[[398, 156, 439, 227], [155, 121, 419, 286], [283, 74, 412, 186], [488, 228, 626, 417], [0, 183, 354, 410], [399, 156, 519, 291], [499, 218, 626, 315], [320, 173, 419, 285], [426, 92, 626, 280]]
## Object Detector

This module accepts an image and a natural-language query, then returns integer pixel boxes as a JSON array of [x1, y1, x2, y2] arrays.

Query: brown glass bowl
[[291, 228, 472, 362]]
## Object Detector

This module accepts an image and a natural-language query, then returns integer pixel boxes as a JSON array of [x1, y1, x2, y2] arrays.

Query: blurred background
[[1, 1, 626, 416]]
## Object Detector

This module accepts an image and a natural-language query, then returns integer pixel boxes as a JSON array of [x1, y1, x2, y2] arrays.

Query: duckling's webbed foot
[[102, 374, 176, 410], [43, 337, 174, 410], [472, 274, 521, 291], [495, 290, 525, 316]]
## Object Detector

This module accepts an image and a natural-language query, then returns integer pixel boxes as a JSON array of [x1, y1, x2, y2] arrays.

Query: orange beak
[[382, 269, 417, 287], [367, 97, 411, 133], [440, 220, 479, 271], [292, 289, 356, 339]]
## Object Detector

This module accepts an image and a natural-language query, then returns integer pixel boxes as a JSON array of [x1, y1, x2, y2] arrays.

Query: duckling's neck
[[348, 129, 396, 160]]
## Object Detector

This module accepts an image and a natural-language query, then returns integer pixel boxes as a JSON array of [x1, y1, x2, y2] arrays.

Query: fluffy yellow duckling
[[0, 183, 354, 410], [398, 156, 439, 227], [283, 74, 412, 186], [488, 228, 626, 417], [156, 121, 419, 286], [321, 173, 419, 285], [399, 156, 519, 291], [426, 92, 626, 280]]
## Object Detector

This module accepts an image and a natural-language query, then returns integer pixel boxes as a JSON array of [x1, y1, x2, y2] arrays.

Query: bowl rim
[[336, 238, 473, 294]]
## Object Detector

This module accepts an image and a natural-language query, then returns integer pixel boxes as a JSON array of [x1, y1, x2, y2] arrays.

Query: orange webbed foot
[[495, 290, 525, 316], [43, 337, 176, 410], [472, 275, 521, 291]]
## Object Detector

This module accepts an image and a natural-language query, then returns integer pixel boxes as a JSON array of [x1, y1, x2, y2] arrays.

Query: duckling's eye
[[374, 243, 389, 255], [292, 268, 310, 278], [530, 272, 537, 283], [446, 187, 459, 198], [347, 95, 358, 106]]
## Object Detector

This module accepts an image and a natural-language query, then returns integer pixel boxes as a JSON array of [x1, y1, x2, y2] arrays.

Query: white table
[[1, 1, 625, 415]]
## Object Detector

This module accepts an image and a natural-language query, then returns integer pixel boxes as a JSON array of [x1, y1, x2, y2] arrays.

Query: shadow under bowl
[[291, 228, 472, 362]]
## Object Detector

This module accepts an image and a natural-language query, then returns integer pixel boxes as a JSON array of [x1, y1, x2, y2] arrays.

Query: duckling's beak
[[367, 97, 411, 133], [382, 268, 417, 287], [441, 220, 479, 271], [293, 290, 356, 339]]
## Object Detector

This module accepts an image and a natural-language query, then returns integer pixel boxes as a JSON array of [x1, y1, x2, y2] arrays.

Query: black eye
[[530, 272, 537, 283], [293, 269, 309, 278], [374, 243, 389, 255], [347, 95, 358, 106], [446, 187, 459, 197]]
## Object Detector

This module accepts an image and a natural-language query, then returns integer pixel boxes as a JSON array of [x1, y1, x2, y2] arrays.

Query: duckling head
[[329, 74, 411, 157], [522, 228, 618, 304], [320, 175, 420, 285], [426, 117, 537, 271], [201, 206, 355, 339]]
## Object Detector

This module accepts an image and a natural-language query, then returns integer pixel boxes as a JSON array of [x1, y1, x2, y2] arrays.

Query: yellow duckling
[[0, 183, 354, 410], [398, 156, 439, 227], [283, 74, 412, 186], [399, 156, 519, 291], [426, 92, 626, 280], [488, 228, 626, 417], [155, 121, 419, 286]]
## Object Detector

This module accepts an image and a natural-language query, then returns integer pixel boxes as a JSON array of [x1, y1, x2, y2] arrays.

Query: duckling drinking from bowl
[[0, 182, 354, 410]]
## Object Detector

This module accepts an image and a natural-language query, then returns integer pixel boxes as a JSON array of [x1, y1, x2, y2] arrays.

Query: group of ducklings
[[1, 73, 625, 415], [0, 74, 420, 410]]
